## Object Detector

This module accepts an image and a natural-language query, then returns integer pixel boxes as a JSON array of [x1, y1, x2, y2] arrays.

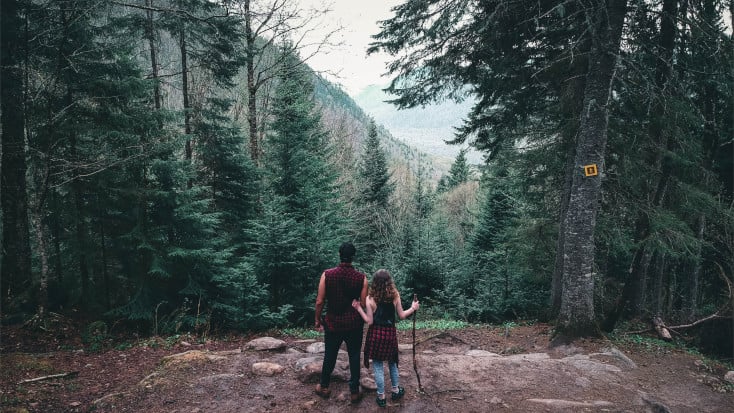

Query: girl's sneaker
[[391, 387, 405, 401], [376, 396, 387, 407]]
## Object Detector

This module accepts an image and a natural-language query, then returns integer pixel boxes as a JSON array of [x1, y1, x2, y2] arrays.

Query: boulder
[[252, 362, 285, 376], [306, 342, 325, 353], [244, 337, 287, 351]]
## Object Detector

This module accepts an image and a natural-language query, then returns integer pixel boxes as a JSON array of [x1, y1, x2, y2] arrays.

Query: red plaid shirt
[[323, 263, 365, 332]]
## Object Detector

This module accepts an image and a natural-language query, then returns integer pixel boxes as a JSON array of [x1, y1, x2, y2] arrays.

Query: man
[[314, 242, 368, 403]]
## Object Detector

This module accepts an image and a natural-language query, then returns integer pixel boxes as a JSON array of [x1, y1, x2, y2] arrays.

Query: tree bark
[[146, 0, 161, 111], [181, 29, 193, 187], [550, 28, 590, 318], [557, 0, 628, 337], [1, 0, 33, 310], [244, 0, 260, 163]]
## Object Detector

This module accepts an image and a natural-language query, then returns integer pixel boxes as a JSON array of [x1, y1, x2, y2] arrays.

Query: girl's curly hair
[[369, 269, 396, 304]]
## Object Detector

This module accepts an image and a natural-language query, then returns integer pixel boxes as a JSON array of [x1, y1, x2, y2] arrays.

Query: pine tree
[[253, 49, 345, 322], [355, 120, 394, 263], [438, 148, 471, 193]]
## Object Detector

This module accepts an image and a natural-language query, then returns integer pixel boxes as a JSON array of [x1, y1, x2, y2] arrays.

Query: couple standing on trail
[[313, 242, 420, 407]]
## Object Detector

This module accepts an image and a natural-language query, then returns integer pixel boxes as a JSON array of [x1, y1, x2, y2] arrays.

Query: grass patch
[[279, 327, 323, 339], [397, 319, 470, 331]]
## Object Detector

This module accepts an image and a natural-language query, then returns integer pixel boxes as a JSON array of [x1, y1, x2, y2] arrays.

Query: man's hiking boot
[[350, 391, 364, 404], [314, 384, 330, 399]]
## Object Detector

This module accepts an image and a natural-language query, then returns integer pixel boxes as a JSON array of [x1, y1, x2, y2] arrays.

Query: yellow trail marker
[[583, 164, 598, 177]]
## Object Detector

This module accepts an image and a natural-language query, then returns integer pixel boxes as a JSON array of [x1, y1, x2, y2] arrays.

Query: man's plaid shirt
[[323, 263, 365, 332]]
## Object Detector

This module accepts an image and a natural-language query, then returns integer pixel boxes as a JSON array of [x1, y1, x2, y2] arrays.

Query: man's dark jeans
[[319, 327, 364, 393]]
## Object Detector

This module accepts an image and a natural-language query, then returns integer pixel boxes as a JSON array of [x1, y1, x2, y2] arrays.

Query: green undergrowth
[[611, 332, 734, 373]]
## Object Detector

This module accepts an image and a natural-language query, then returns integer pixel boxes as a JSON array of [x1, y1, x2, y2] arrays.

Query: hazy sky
[[295, 0, 403, 96]]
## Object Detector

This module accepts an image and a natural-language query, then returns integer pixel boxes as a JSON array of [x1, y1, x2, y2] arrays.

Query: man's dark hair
[[339, 242, 356, 263]]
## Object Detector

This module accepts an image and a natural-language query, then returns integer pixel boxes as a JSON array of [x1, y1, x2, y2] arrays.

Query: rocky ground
[[1, 318, 733, 412]]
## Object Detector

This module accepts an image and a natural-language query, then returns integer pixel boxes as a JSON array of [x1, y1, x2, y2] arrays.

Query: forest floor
[[1, 314, 733, 413]]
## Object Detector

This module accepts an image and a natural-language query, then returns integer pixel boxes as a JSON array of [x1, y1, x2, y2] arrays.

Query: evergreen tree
[[438, 148, 471, 193], [253, 50, 345, 323], [355, 120, 394, 263]]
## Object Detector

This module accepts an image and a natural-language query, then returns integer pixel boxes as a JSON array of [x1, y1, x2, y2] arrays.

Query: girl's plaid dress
[[363, 302, 399, 366]]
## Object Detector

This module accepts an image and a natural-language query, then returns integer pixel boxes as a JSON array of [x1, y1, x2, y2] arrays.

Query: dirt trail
[[2, 324, 733, 412]]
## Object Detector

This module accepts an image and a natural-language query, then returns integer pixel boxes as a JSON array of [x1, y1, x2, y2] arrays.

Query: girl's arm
[[352, 297, 374, 325], [394, 291, 420, 320]]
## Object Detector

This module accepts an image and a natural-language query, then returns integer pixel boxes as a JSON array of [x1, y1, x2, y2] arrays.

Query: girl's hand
[[352, 299, 361, 310], [411, 299, 420, 311]]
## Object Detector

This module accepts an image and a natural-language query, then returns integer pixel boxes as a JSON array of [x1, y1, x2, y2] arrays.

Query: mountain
[[353, 84, 483, 166], [314, 78, 445, 181]]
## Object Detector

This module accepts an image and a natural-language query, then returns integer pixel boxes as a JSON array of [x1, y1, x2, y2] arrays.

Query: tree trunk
[[1, 0, 33, 311], [181, 29, 193, 187], [51, 193, 64, 286], [651, 253, 666, 316], [32, 210, 50, 319], [686, 215, 705, 320], [146, 0, 161, 111], [557, 0, 628, 338], [100, 218, 111, 310], [550, 35, 589, 317], [69, 104, 91, 307], [551, 134, 577, 316], [244, 0, 260, 163]]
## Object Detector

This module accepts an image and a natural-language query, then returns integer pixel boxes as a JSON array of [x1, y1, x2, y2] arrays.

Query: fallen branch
[[667, 312, 727, 330], [623, 311, 730, 336], [18, 371, 79, 384]]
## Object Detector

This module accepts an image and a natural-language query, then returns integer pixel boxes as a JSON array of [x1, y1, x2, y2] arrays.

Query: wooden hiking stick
[[412, 293, 424, 393]]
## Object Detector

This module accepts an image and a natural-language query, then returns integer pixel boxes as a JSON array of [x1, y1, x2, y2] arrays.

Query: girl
[[352, 269, 419, 407]]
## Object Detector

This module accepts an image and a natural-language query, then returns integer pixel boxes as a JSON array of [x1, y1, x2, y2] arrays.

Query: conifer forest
[[1, 0, 733, 357]]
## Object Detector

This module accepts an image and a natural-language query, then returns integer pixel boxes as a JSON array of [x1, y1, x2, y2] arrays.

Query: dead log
[[18, 371, 79, 384]]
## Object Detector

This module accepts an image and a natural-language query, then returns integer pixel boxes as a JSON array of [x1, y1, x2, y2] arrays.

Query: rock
[[398, 343, 413, 352], [301, 400, 317, 410], [466, 349, 500, 357], [360, 376, 377, 391], [596, 347, 637, 369], [213, 349, 241, 356], [489, 396, 503, 404], [332, 360, 351, 381], [640, 392, 672, 413], [295, 357, 323, 383], [180, 341, 191, 346], [252, 362, 285, 376], [575, 377, 592, 388], [724, 371, 734, 384], [160, 350, 225, 366], [295, 356, 322, 370], [306, 342, 325, 353], [526, 399, 614, 408], [244, 337, 286, 351]]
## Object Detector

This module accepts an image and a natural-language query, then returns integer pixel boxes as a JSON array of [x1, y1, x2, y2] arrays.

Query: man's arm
[[314, 272, 326, 330], [359, 276, 368, 307]]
